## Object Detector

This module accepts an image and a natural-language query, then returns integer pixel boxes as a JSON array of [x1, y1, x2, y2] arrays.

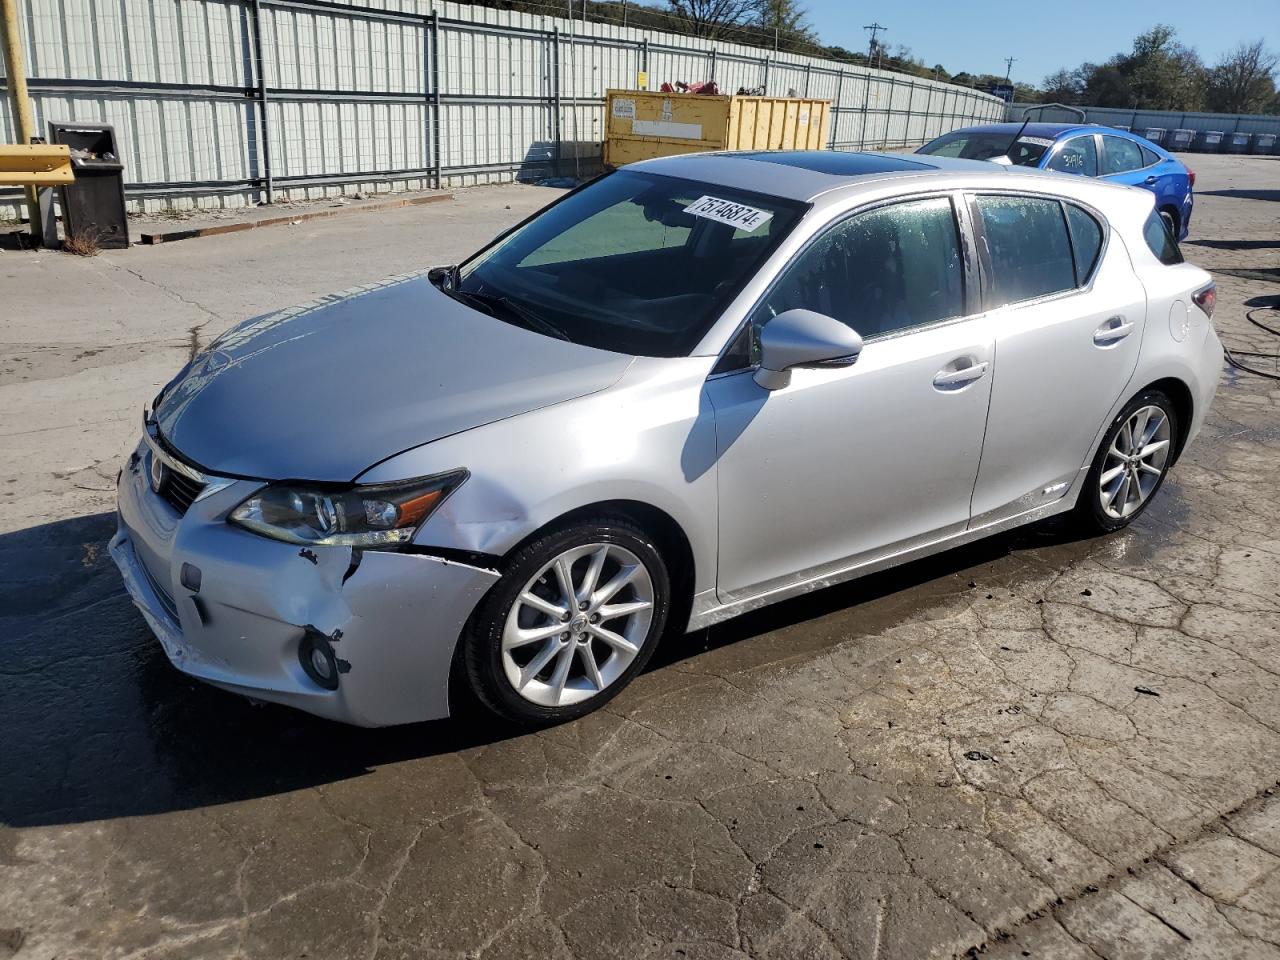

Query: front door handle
[[933, 359, 989, 389], [1094, 316, 1134, 345]]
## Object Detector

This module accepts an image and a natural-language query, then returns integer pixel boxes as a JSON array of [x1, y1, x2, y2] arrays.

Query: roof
[[939, 122, 1094, 139], [631, 150, 1004, 202]]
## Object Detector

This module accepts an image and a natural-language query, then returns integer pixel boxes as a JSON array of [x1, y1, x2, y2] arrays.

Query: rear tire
[[461, 517, 670, 726], [1075, 389, 1179, 533], [1159, 207, 1179, 239]]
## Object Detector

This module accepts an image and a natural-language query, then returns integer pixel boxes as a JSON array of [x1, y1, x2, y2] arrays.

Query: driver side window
[[1046, 136, 1098, 177], [749, 196, 966, 345]]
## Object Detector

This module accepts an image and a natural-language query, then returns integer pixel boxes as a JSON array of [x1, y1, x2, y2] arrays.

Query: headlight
[[228, 470, 467, 548]]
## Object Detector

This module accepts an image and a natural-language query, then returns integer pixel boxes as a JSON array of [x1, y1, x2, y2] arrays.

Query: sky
[[801, 0, 1275, 87]]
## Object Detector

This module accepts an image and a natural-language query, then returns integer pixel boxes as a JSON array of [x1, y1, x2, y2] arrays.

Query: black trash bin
[[1225, 131, 1251, 154], [48, 121, 129, 249]]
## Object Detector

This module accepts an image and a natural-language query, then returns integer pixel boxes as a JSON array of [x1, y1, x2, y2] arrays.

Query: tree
[[665, 0, 756, 39], [1206, 41, 1278, 113], [752, 0, 816, 46], [1127, 25, 1205, 110], [1081, 60, 1133, 107], [1041, 68, 1082, 104]]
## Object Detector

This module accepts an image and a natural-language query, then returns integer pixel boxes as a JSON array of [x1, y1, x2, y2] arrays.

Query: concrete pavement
[[2, 154, 1280, 959]]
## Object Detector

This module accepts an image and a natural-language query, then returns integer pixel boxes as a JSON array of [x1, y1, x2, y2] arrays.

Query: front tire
[[461, 517, 670, 725], [1076, 390, 1179, 533]]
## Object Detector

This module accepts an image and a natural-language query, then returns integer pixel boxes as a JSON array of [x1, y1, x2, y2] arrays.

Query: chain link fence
[[1, 0, 1004, 214]]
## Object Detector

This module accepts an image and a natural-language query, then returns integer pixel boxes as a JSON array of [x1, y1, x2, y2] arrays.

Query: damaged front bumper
[[110, 440, 500, 727]]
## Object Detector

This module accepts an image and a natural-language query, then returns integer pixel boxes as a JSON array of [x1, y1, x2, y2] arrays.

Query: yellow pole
[[1, 0, 40, 239]]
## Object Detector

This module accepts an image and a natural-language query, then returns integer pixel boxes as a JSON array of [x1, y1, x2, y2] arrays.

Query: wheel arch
[[1133, 375, 1194, 463], [504, 499, 698, 636]]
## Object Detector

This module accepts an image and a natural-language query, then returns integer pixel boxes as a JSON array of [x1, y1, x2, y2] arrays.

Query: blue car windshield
[[918, 131, 1051, 167], [453, 170, 806, 357]]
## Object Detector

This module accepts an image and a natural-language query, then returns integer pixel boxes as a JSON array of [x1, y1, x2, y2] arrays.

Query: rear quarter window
[[1143, 210, 1183, 265], [1065, 204, 1104, 284]]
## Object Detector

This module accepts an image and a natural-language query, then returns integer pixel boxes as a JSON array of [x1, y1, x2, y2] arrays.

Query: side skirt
[[686, 472, 1086, 632]]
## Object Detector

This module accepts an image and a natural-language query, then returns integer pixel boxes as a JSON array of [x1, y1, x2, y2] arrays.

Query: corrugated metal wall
[[1009, 102, 1280, 140], [1, 0, 1004, 213]]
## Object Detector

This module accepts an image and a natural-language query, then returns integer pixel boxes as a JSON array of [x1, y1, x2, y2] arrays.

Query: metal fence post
[[421, 16, 431, 189], [901, 78, 911, 148], [860, 69, 872, 149], [552, 26, 562, 179], [709, 47, 717, 83], [430, 12, 441, 189], [250, 0, 273, 203], [762, 56, 770, 94], [831, 69, 844, 149], [881, 75, 895, 149], [803, 63, 811, 97]]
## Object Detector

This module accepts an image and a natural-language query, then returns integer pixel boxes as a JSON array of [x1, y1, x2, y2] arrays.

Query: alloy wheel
[[1098, 404, 1172, 520], [501, 543, 655, 707]]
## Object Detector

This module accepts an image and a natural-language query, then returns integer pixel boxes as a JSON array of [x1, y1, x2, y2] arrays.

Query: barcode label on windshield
[[683, 196, 774, 233]]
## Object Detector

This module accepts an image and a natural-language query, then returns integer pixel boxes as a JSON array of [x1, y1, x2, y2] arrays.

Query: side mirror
[[427, 265, 457, 289], [753, 309, 863, 390]]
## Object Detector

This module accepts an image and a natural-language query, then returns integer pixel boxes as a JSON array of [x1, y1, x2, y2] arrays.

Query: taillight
[[1192, 282, 1216, 319], [1187, 170, 1196, 189]]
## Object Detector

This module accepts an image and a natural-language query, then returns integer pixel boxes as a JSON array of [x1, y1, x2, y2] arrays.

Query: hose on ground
[[1224, 306, 1280, 382]]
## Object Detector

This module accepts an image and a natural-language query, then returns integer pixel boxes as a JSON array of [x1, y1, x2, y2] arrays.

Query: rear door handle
[[1093, 316, 1134, 345], [1144, 175, 1157, 184], [933, 360, 989, 389]]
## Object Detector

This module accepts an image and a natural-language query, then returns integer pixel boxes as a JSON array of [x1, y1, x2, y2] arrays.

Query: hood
[[154, 275, 633, 481]]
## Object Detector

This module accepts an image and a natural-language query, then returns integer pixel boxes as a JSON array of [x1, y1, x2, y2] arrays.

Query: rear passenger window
[[1065, 204, 1103, 284], [1143, 210, 1183, 265], [753, 197, 965, 340], [1101, 136, 1144, 175], [1046, 137, 1097, 177], [976, 196, 1076, 305], [1140, 146, 1161, 167]]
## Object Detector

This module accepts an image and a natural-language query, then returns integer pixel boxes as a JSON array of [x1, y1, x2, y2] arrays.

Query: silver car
[[111, 150, 1223, 727]]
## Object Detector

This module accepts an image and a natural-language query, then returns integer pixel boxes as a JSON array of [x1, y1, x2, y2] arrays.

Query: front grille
[[159, 469, 205, 515], [138, 555, 181, 625]]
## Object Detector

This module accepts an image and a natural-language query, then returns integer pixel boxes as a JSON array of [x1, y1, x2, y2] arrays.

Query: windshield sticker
[[1017, 136, 1054, 147], [683, 196, 774, 233]]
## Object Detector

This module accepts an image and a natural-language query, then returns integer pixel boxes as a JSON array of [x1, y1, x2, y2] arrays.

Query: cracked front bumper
[[110, 441, 500, 727]]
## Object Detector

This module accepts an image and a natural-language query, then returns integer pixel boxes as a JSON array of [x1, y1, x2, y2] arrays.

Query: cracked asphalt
[[2, 154, 1279, 959]]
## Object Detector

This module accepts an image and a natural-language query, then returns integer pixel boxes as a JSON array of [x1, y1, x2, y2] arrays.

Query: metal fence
[[1009, 102, 1280, 145], [1, 0, 1004, 214]]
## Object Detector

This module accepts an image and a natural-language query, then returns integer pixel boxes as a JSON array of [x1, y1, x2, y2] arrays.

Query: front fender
[[356, 357, 722, 599]]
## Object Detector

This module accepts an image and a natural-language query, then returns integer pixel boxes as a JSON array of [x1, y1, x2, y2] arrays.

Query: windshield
[[917, 131, 1051, 167], [454, 170, 806, 357]]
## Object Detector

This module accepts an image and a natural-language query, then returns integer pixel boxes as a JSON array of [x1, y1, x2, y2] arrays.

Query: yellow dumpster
[[603, 89, 831, 168]]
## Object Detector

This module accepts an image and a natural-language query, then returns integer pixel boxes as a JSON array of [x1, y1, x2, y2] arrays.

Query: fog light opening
[[299, 632, 340, 691]]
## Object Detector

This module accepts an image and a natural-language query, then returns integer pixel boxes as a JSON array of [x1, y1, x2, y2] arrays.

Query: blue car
[[916, 122, 1194, 239]]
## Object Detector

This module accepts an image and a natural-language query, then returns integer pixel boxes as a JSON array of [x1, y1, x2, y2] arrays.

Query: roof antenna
[[1000, 117, 1031, 163]]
